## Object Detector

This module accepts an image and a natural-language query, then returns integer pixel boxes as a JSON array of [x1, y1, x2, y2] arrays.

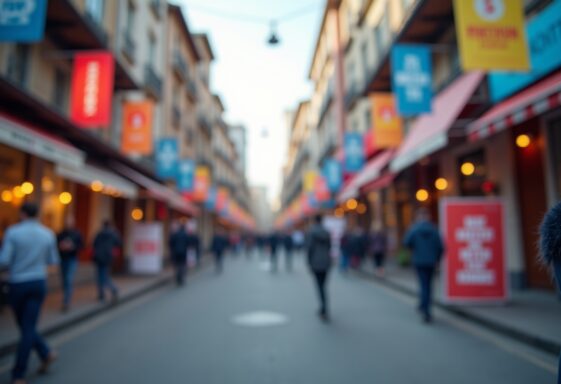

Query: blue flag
[[323, 158, 343, 192], [205, 187, 217, 211], [0, 0, 48, 42], [177, 159, 195, 192], [344, 133, 364, 173], [156, 138, 179, 179]]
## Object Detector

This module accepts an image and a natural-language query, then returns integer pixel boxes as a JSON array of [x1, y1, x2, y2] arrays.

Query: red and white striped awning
[[468, 70, 561, 141]]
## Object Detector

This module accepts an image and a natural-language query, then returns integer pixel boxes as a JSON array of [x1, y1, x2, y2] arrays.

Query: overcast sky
[[177, 0, 324, 208]]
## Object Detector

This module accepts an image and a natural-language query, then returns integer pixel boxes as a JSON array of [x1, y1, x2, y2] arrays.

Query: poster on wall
[[130, 222, 164, 275], [0, 0, 48, 42], [453, 0, 529, 71], [440, 198, 508, 303]]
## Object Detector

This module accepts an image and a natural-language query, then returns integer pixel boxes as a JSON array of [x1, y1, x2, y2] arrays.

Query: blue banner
[[489, 1, 561, 102], [322, 158, 342, 192], [177, 159, 195, 192], [391, 44, 432, 116], [0, 0, 48, 42], [156, 138, 179, 179], [204, 187, 217, 211], [344, 133, 364, 173]]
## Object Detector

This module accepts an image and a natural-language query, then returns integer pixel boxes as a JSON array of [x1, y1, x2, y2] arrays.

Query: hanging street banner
[[344, 132, 364, 173], [155, 138, 179, 180], [70, 52, 115, 128], [121, 101, 154, 155], [177, 158, 195, 193], [371, 93, 403, 149], [0, 0, 48, 42], [303, 170, 318, 192], [216, 187, 229, 213], [440, 198, 508, 303], [314, 175, 331, 202], [193, 166, 210, 202], [453, 0, 529, 71], [322, 158, 342, 192], [391, 44, 433, 116], [204, 187, 217, 211], [489, 0, 561, 101]]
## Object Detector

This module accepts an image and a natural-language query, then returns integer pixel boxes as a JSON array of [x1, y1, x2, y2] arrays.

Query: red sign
[[441, 198, 507, 303], [70, 52, 115, 128], [314, 176, 330, 202]]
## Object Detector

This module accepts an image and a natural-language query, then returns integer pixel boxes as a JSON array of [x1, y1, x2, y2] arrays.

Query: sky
[[176, 0, 325, 209]]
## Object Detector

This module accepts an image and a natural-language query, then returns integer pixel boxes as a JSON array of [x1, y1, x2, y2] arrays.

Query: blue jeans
[[96, 264, 118, 300], [415, 266, 435, 317], [9, 279, 51, 380], [60, 258, 78, 306]]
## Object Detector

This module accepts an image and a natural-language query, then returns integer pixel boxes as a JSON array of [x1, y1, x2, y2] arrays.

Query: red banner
[[441, 198, 507, 303], [70, 52, 115, 128], [314, 176, 330, 202]]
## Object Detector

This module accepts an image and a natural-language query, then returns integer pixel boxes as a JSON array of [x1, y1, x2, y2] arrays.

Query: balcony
[[82, 8, 109, 47], [172, 105, 181, 127], [150, 0, 163, 19], [344, 82, 360, 110], [172, 50, 188, 81], [186, 80, 197, 102], [198, 115, 212, 136], [122, 30, 136, 62], [144, 64, 163, 99]]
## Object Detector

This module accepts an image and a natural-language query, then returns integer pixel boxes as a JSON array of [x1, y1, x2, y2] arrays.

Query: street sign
[[130, 222, 164, 275]]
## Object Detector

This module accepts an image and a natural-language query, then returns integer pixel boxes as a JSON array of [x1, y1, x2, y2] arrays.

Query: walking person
[[368, 222, 387, 277], [404, 208, 444, 324], [169, 221, 190, 286], [92, 220, 121, 303], [0, 203, 59, 383], [269, 232, 279, 273], [57, 216, 83, 311], [539, 201, 561, 384], [211, 230, 228, 274], [306, 215, 332, 321], [339, 228, 352, 273], [284, 232, 294, 271]]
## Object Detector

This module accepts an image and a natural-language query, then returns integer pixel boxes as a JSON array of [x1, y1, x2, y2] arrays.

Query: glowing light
[[1, 190, 13, 203], [356, 203, 367, 214], [516, 134, 531, 148], [346, 199, 358, 210], [435, 178, 448, 191], [416, 189, 429, 202], [461, 162, 475, 176], [42, 177, 54, 192], [21, 182, 34, 195], [131, 208, 144, 221], [334, 208, 344, 218], [59, 192, 72, 205], [13, 186, 25, 199], [91, 180, 104, 192]]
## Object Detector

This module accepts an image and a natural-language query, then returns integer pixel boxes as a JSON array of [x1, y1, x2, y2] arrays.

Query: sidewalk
[[0, 266, 176, 359], [357, 263, 561, 355]]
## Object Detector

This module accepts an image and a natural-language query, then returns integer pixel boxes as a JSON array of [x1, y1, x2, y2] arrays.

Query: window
[[548, 118, 561, 199], [361, 41, 369, 78], [458, 150, 487, 196], [52, 68, 69, 111], [364, 108, 371, 130], [7, 44, 30, 86], [373, 26, 383, 61], [347, 61, 355, 91], [126, 1, 135, 35], [85, 0, 105, 24], [148, 35, 156, 66]]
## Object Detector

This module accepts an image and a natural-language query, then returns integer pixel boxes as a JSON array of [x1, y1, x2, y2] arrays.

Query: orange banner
[[193, 166, 210, 202], [371, 93, 403, 149], [121, 101, 154, 155]]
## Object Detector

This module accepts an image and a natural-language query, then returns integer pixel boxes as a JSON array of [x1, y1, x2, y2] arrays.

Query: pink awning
[[390, 71, 484, 173]]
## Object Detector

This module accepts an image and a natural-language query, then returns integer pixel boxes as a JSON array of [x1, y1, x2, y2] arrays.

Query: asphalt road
[[1, 251, 556, 383]]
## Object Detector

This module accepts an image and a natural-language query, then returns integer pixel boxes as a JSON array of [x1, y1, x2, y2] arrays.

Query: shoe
[[422, 313, 433, 324], [37, 351, 58, 374]]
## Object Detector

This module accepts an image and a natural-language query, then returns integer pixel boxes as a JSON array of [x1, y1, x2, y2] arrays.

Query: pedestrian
[[92, 220, 121, 303], [269, 232, 279, 272], [284, 232, 294, 271], [339, 227, 352, 272], [211, 230, 228, 273], [349, 226, 367, 269], [368, 222, 387, 277], [306, 214, 332, 321], [539, 201, 561, 384], [0, 202, 59, 383], [169, 221, 190, 286], [403, 208, 444, 324], [57, 215, 83, 311]]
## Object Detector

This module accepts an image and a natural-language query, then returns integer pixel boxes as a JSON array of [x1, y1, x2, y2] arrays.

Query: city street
[[0, 253, 555, 384]]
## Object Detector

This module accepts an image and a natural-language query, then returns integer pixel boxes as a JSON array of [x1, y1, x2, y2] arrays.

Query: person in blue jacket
[[404, 207, 444, 323]]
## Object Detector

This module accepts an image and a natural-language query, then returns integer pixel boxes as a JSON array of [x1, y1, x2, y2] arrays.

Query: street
[[0, 252, 555, 384]]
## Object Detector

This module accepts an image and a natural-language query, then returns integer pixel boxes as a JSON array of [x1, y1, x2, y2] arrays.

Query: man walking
[[169, 221, 190, 286], [306, 215, 332, 321], [0, 203, 59, 383], [268, 232, 279, 272], [92, 221, 121, 302], [211, 230, 228, 274], [57, 216, 83, 311], [404, 208, 444, 323]]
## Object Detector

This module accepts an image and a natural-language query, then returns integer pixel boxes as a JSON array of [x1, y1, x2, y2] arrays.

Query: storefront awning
[[112, 162, 199, 216], [0, 113, 85, 168], [468, 70, 561, 141], [390, 71, 485, 173], [56, 163, 138, 198]]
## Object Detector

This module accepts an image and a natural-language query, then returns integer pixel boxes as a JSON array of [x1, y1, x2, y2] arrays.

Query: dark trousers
[[9, 280, 50, 380], [373, 252, 385, 268], [313, 271, 329, 314], [96, 263, 118, 300], [285, 249, 293, 271], [415, 266, 435, 317], [174, 260, 187, 285], [214, 252, 223, 273], [60, 257, 78, 306]]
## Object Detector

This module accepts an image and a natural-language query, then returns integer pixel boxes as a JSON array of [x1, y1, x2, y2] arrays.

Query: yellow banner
[[193, 166, 210, 202], [454, 0, 529, 71], [303, 170, 317, 192], [371, 93, 403, 149]]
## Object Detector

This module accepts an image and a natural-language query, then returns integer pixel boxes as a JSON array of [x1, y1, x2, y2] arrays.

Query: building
[[228, 124, 248, 176], [250, 186, 273, 234]]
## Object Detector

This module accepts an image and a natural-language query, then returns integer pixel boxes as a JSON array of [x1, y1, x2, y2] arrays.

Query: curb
[[355, 269, 561, 356]]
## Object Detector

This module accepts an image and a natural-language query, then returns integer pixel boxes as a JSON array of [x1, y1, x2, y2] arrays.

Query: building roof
[[168, 4, 201, 62], [193, 33, 216, 61]]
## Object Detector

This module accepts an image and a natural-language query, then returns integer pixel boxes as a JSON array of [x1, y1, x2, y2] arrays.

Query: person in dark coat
[[211, 230, 229, 274], [349, 227, 368, 269], [269, 232, 280, 272], [284, 232, 294, 271], [169, 221, 190, 286], [539, 201, 561, 384], [92, 220, 121, 302], [57, 216, 83, 311], [368, 222, 388, 277], [339, 228, 353, 272], [306, 215, 332, 321], [403, 208, 444, 323]]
